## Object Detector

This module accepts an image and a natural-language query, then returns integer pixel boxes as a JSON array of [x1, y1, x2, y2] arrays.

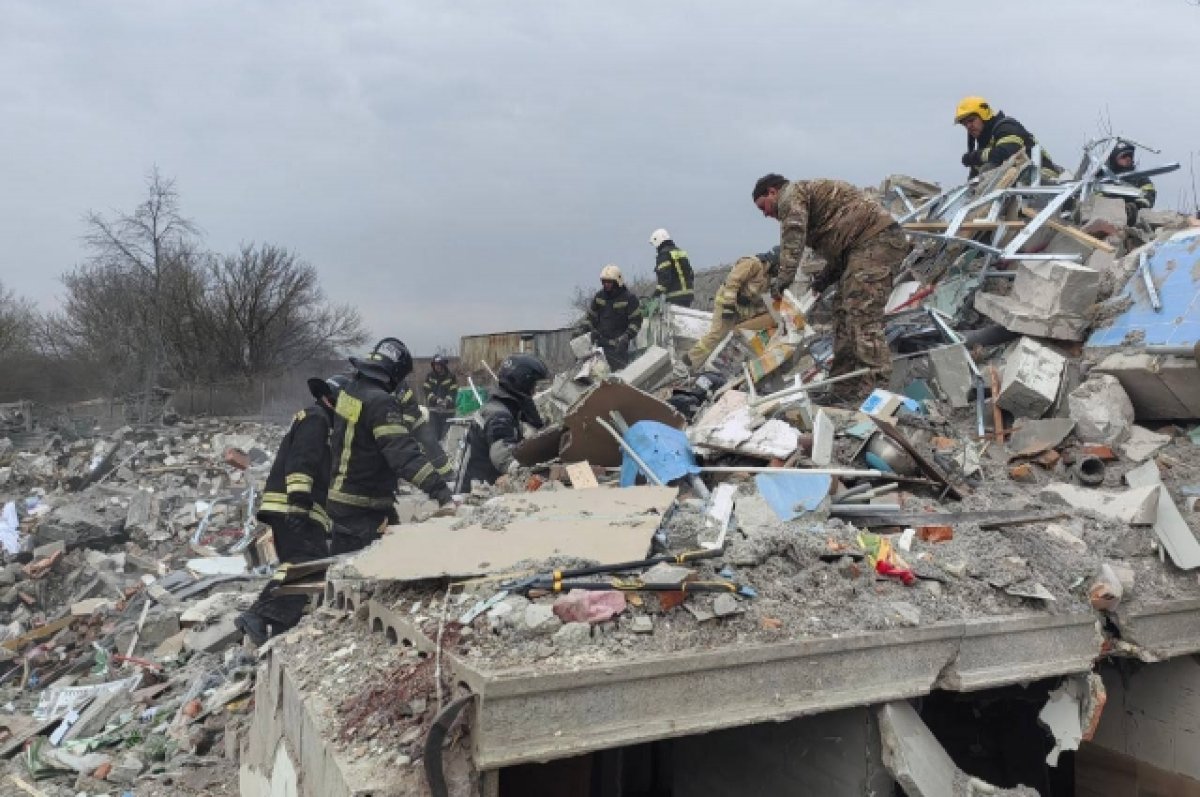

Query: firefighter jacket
[[965, 112, 1060, 178], [455, 388, 526, 491], [421, 370, 458, 411], [257, 402, 334, 532], [776, 179, 897, 291], [653, 243, 695, 305], [395, 380, 453, 478], [582, 286, 643, 346], [1110, 165, 1157, 210], [328, 375, 451, 510], [714, 255, 775, 314]]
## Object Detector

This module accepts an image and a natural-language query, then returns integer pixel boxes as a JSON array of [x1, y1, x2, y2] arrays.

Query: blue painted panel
[[754, 472, 833, 522], [1087, 229, 1200, 349], [619, 421, 700, 487]]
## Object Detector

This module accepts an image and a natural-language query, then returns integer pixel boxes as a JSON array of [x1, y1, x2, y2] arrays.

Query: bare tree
[[0, 281, 37, 358], [205, 243, 367, 378], [81, 168, 199, 418]]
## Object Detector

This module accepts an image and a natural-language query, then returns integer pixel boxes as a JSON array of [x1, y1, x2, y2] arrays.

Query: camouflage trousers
[[687, 307, 766, 368], [830, 226, 907, 386]]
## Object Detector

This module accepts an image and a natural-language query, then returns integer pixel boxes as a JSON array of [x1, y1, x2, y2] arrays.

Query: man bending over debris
[[955, 95, 1061, 178], [752, 173, 907, 403], [328, 338, 454, 554], [685, 248, 779, 369], [395, 378, 455, 480], [235, 375, 345, 644], [456, 353, 549, 491], [578, 264, 643, 369]]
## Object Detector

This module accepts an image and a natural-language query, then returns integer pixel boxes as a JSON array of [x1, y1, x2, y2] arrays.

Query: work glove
[[430, 483, 454, 507], [614, 333, 630, 349], [961, 150, 983, 168]]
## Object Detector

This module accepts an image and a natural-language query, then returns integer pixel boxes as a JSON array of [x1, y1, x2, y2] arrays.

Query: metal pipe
[[1074, 456, 1106, 487], [700, 467, 887, 477], [830, 503, 902, 515], [750, 369, 870, 409]]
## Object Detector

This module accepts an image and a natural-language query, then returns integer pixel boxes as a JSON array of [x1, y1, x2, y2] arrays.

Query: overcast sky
[[2, 1, 1198, 354]]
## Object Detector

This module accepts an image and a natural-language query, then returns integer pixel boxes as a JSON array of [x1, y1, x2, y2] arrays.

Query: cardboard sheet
[[350, 485, 678, 581]]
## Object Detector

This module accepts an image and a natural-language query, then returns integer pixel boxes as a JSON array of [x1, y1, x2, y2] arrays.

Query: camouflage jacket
[[776, 179, 895, 288], [715, 255, 773, 311]]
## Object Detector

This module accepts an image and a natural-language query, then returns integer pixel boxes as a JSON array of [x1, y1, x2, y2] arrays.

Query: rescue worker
[[328, 337, 453, 554], [955, 96, 1060, 178], [578, 265, 643, 369], [421, 355, 458, 440], [235, 375, 345, 644], [395, 378, 455, 482], [685, 249, 779, 369], [752, 173, 909, 403], [649, 228, 695, 307], [1106, 141, 1156, 225], [455, 353, 549, 491]]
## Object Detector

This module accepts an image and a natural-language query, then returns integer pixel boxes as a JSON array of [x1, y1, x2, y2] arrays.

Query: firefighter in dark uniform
[[421, 355, 458, 441], [235, 375, 345, 644], [649, 228, 695, 307], [396, 378, 454, 481], [1107, 141, 1157, 225], [328, 338, 453, 554], [955, 96, 1061, 178], [578, 264, 643, 370], [455, 353, 549, 491]]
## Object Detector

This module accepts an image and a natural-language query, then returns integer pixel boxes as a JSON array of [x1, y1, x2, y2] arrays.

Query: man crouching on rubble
[[455, 354, 549, 492], [235, 375, 345, 645], [685, 248, 780, 370], [752, 173, 908, 403]]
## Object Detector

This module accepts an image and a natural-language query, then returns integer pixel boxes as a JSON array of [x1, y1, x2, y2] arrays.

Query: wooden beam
[[1019, 206, 1116, 253], [904, 220, 1027, 232]]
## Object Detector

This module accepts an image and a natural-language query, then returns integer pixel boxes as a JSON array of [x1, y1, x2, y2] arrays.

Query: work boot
[[234, 612, 269, 646]]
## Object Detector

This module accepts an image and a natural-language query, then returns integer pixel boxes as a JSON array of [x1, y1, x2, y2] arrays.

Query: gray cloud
[[2, 0, 1198, 353]]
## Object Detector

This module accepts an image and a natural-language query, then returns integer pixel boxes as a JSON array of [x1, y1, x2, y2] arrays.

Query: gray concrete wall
[[1088, 656, 1200, 782], [669, 707, 893, 797]]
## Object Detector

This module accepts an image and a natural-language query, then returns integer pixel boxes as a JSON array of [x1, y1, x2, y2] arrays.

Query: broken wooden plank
[[1019, 206, 1116, 253], [564, 460, 599, 489]]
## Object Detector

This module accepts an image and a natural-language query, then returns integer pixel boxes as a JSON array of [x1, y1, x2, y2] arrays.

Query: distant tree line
[[0, 168, 366, 414]]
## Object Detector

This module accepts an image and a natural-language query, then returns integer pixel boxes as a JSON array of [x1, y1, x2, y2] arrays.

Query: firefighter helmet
[[497, 354, 550, 398], [307, 374, 350, 403], [350, 337, 413, 389], [649, 228, 671, 248], [758, 246, 781, 268], [954, 96, 994, 125], [599, 264, 624, 286]]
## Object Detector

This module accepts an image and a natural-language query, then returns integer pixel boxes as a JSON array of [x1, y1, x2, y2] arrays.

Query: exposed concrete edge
[[240, 650, 413, 797]]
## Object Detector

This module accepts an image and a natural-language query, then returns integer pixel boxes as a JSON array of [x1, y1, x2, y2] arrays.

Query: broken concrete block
[[1038, 674, 1106, 767], [998, 338, 1066, 419], [1067, 375, 1134, 444], [614, 345, 674, 390], [1094, 352, 1200, 421], [71, 598, 113, 616], [1040, 484, 1159, 525], [551, 621, 591, 646], [811, 410, 834, 467], [1081, 196, 1129, 228], [1126, 461, 1200, 570], [712, 593, 740, 617], [184, 617, 241, 653], [640, 562, 691, 588], [1120, 425, 1171, 463], [927, 345, 973, 409], [552, 590, 626, 624], [975, 260, 1100, 341], [124, 490, 158, 537], [1007, 418, 1076, 458], [522, 604, 562, 636], [630, 616, 653, 634]]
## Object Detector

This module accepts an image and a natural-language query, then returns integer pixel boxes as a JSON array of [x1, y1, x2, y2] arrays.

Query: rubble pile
[[0, 417, 284, 795], [288, 143, 1200, 786]]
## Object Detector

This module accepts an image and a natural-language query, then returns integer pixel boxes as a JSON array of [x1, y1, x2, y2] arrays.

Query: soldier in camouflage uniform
[[686, 249, 778, 369], [752, 174, 908, 402]]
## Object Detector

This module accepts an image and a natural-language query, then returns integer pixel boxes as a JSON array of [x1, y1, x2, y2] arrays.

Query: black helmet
[[350, 337, 413, 389], [758, 246, 781, 269], [308, 374, 350, 403], [431, 354, 449, 371], [497, 353, 549, 398], [1109, 142, 1136, 169]]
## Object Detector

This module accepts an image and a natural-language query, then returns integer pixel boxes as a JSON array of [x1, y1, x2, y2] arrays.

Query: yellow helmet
[[600, 264, 624, 286], [954, 96, 993, 125]]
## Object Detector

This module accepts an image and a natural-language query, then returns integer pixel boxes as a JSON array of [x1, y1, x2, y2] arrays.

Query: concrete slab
[[1007, 419, 1076, 458], [975, 260, 1100, 341], [1121, 426, 1172, 463], [1094, 352, 1200, 421], [613, 345, 674, 390], [1040, 484, 1160, 525], [927, 345, 973, 409], [348, 486, 676, 582], [1126, 461, 1200, 570], [877, 701, 959, 797]]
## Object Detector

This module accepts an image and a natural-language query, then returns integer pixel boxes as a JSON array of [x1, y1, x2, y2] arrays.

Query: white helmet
[[649, 228, 671, 248], [599, 264, 624, 286]]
